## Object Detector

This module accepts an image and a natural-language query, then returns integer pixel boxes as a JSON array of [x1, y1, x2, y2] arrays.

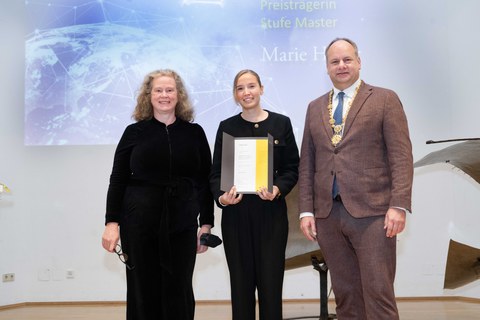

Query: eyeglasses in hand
[[114, 244, 135, 271]]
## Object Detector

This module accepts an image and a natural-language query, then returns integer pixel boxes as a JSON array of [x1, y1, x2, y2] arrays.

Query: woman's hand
[[219, 186, 243, 206], [197, 224, 212, 253], [102, 222, 119, 252], [257, 185, 280, 201]]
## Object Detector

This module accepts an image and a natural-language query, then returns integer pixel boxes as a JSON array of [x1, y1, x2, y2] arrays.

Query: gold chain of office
[[327, 81, 362, 147]]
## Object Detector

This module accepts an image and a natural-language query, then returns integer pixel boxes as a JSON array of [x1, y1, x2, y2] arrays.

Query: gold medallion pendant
[[333, 125, 342, 134], [327, 81, 362, 147], [331, 134, 342, 146]]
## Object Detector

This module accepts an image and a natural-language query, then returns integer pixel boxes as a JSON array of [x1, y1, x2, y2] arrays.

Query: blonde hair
[[132, 69, 194, 122]]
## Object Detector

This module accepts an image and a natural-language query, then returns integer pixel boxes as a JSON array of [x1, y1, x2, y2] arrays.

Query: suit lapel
[[319, 93, 334, 139], [343, 82, 372, 138]]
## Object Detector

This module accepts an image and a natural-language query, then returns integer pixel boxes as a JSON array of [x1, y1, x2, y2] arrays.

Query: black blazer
[[209, 111, 299, 207]]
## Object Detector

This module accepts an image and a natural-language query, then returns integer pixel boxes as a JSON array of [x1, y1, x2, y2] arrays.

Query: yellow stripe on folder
[[255, 139, 268, 191]]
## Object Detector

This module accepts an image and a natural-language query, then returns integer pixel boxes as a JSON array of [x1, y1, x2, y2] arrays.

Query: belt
[[333, 194, 342, 202]]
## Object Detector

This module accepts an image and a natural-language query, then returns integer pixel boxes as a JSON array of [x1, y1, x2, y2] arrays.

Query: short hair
[[325, 37, 359, 60], [232, 69, 263, 104], [132, 69, 194, 122]]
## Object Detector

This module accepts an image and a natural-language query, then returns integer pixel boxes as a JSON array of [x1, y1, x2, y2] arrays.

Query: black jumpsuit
[[105, 117, 214, 320], [210, 111, 299, 320]]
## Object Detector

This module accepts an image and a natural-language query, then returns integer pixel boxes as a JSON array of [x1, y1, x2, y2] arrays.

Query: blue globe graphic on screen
[[25, 23, 234, 145]]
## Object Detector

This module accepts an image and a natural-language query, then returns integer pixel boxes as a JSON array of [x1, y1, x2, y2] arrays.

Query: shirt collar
[[333, 78, 362, 100]]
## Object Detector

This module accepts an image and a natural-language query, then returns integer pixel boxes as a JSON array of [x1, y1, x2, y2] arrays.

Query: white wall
[[1, 0, 480, 305]]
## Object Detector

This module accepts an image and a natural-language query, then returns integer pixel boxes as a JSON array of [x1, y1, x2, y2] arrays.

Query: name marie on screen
[[261, 46, 326, 62]]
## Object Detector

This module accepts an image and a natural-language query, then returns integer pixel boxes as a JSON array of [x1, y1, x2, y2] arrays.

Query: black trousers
[[221, 196, 288, 320], [120, 188, 197, 320]]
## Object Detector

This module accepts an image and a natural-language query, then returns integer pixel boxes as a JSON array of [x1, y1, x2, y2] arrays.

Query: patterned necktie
[[332, 91, 345, 198], [333, 92, 345, 125]]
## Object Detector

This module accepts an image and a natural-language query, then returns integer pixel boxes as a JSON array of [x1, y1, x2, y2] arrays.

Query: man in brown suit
[[298, 38, 413, 319]]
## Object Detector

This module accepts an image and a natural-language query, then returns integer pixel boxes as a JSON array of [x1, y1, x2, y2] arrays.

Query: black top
[[210, 111, 299, 206], [105, 117, 214, 229]]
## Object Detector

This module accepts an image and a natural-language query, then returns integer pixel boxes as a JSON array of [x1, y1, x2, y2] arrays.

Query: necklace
[[327, 81, 362, 147]]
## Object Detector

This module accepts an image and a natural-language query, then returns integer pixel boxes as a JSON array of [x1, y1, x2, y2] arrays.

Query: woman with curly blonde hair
[[102, 69, 214, 320], [132, 69, 194, 122]]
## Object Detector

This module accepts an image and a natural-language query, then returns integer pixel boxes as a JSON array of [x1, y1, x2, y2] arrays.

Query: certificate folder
[[220, 132, 273, 193]]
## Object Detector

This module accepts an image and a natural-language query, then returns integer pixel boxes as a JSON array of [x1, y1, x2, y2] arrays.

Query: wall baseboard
[[1, 296, 480, 311]]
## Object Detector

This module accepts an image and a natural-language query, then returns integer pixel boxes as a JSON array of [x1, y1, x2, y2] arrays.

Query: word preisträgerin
[[260, 0, 337, 13]]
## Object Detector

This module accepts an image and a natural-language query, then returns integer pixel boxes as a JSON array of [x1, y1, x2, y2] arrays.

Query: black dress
[[210, 111, 299, 320], [105, 117, 214, 320]]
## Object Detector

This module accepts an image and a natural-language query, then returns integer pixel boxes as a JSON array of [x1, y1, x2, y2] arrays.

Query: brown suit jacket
[[298, 81, 413, 218]]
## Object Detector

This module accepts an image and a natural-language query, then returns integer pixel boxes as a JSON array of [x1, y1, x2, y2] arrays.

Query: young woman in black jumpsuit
[[210, 70, 299, 320]]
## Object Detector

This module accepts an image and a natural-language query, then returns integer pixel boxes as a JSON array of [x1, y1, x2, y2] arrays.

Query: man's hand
[[384, 207, 406, 238], [300, 216, 317, 241]]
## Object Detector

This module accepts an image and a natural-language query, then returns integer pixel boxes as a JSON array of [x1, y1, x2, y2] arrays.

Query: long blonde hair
[[132, 69, 194, 122]]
